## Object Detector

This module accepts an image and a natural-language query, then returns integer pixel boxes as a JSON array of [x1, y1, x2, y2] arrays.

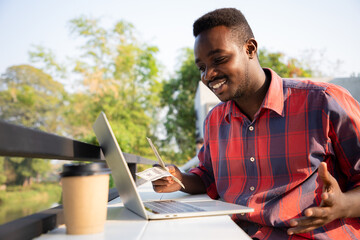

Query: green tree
[[30, 17, 163, 158], [258, 48, 313, 77], [160, 48, 200, 164], [0, 65, 66, 132], [0, 65, 66, 186]]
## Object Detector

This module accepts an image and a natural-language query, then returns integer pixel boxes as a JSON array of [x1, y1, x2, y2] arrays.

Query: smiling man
[[152, 8, 360, 239]]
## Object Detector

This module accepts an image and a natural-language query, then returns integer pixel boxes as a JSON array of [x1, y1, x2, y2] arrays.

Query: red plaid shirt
[[190, 68, 360, 239]]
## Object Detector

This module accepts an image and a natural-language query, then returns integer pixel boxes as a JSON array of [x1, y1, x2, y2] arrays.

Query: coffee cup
[[61, 162, 111, 235]]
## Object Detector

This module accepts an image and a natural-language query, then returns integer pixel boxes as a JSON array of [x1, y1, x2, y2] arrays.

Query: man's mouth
[[208, 77, 227, 93], [211, 80, 226, 90]]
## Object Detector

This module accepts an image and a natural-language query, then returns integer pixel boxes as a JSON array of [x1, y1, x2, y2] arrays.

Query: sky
[[1, 0, 359, 86]]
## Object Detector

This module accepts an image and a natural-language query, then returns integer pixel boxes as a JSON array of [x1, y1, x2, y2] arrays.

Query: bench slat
[[0, 120, 156, 165], [0, 120, 103, 161]]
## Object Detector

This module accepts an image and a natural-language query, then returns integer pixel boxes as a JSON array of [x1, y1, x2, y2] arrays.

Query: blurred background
[[0, 0, 359, 225]]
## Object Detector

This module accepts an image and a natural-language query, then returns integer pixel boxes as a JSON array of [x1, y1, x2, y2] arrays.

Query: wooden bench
[[0, 120, 156, 240]]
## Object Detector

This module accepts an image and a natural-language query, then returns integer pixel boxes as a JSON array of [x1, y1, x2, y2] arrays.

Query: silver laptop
[[93, 112, 253, 220]]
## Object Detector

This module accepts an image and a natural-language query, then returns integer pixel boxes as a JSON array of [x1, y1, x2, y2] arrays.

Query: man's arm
[[287, 162, 360, 235], [152, 165, 207, 194]]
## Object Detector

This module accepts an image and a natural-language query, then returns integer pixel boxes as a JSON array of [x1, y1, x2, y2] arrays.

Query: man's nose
[[202, 67, 215, 83]]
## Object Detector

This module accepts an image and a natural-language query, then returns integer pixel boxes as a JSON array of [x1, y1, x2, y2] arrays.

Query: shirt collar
[[262, 68, 284, 116], [224, 68, 284, 121]]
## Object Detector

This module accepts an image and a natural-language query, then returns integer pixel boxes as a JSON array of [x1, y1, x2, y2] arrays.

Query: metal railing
[[0, 120, 156, 240]]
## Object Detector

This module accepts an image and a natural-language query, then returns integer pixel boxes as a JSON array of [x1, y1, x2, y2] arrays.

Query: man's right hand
[[152, 165, 183, 193], [152, 164, 207, 194]]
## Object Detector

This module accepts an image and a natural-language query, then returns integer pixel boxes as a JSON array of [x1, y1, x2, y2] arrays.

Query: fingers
[[318, 162, 339, 207], [320, 191, 337, 208], [166, 165, 182, 178], [151, 164, 182, 193], [318, 163, 329, 189], [152, 174, 183, 193], [318, 162, 331, 185], [288, 216, 325, 235], [153, 176, 174, 185], [287, 207, 331, 235], [152, 177, 173, 192], [152, 176, 174, 186], [167, 165, 176, 174], [289, 216, 325, 228], [304, 207, 329, 218]]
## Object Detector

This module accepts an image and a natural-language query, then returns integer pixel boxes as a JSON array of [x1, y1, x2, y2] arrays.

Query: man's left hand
[[287, 162, 348, 235]]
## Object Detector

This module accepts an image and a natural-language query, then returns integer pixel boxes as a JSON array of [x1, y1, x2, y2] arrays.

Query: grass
[[0, 183, 61, 203], [0, 182, 62, 225]]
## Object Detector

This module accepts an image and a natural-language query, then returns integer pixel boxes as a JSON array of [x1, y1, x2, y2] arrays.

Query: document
[[136, 138, 185, 189]]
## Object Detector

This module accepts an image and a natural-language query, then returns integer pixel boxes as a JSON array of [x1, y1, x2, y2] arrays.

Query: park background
[[0, 0, 359, 225]]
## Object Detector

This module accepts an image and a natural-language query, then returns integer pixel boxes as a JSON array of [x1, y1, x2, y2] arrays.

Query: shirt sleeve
[[189, 146, 219, 199], [324, 84, 360, 190], [189, 115, 219, 199]]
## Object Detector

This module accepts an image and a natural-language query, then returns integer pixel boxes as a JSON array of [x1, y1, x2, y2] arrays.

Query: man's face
[[194, 26, 251, 102]]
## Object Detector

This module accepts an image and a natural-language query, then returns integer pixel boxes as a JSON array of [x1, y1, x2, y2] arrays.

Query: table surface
[[35, 183, 251, 240]]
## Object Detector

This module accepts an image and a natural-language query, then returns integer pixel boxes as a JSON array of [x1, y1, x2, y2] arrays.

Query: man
[[153, 8, 360, 239]]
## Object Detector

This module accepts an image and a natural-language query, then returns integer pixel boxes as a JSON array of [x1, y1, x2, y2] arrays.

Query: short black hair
[[193, 8, 254, 44]]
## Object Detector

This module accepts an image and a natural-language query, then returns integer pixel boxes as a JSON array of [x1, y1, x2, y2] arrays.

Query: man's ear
[[245, 38, 257, 59]]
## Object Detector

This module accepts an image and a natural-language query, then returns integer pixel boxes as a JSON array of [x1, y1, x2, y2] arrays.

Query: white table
[[36, 183, 251, 240]]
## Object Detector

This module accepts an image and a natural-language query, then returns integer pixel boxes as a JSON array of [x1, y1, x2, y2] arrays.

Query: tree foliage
[[0, 65, 66, 132], [258, 48, 313, 78], [1, 17, 164, 186], [160, 48, 200, 163], [30, 16, 163, 157], [0, 65, 66, 186]]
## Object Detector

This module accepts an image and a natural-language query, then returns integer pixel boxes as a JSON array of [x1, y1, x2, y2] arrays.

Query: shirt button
[[250, 157, 255, 162], [249, 126, 254, 131], [250, 186, 255, 191]]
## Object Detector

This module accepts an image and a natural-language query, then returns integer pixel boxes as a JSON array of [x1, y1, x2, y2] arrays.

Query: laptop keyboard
[[144, 200, 205, 214]]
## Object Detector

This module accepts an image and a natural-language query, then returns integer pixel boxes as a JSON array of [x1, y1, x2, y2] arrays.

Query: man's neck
[[234, 68, 271, 122]]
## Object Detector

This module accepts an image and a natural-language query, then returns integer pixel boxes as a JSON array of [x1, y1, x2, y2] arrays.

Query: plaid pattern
[[190, 69, 360, 239]]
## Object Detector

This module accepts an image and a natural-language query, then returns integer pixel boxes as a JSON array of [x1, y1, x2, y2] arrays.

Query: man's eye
[[214, 57, 226, 64]]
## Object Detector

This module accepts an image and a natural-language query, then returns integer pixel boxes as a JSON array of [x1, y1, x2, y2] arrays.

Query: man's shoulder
[[282, 78, 352, 99], [210, 101, 228, 111], [282, 78, 329, 91], [205, 101, 229, 121]]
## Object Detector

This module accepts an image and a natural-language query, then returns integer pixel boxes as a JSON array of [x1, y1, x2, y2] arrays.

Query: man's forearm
[[180, 172, 207, 194]]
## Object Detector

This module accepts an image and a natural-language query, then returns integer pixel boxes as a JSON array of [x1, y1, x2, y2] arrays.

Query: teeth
[[212, 81, 225, 90]]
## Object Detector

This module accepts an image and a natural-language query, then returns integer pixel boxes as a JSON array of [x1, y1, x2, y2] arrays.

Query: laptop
[[93, 112, 253, 220]]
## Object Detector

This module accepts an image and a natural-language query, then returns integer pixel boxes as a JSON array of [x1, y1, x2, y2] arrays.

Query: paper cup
[[61, 163, 110, 235]]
